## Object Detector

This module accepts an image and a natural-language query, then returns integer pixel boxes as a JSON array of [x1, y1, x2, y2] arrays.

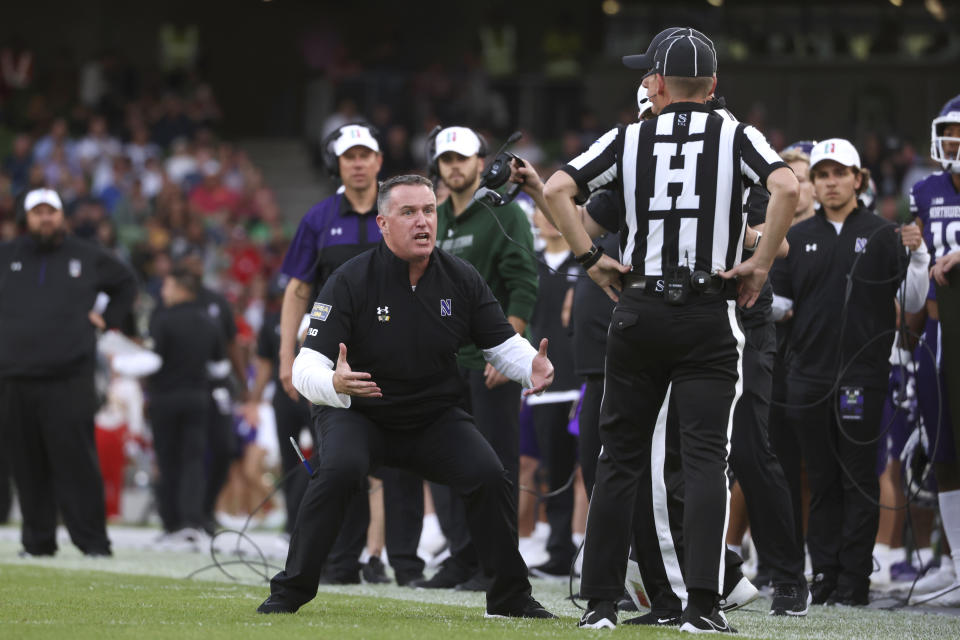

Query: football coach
[[0, 187, 137, 557], [257, 174, 557, 619]]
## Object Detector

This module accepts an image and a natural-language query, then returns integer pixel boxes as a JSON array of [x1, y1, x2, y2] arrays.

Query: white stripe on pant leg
[[651, 382, 688, 605], [718, 300, 746, 590]]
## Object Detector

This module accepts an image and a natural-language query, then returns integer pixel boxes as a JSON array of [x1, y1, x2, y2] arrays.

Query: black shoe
[[257, 595, 299, 614], [770, 580, 810, 616], [18, 549, 55, 558], [578, 599, 617, 629], [455, 572, 492, 591], [361, 557, 391, 584], [810, 572, 837, 605], [529, 557, 574, 579], [486, 596, 557, 619], [617, 594, 639, 612], [318, 565, 361, 585], [411, 559, 473, 589], [826, 588, 869, 607], [83, 549, 112, 558], [395, 570, 425, 587], [679, 604, 736, 634], [623, 611, 681, 626]]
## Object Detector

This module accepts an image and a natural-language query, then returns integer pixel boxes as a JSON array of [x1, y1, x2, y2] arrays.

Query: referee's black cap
[[623, 27, 716, 78], [652, 29, 717, 78]]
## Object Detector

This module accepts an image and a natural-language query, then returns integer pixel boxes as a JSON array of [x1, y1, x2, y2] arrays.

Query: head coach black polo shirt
[[301, 241, 517, 429]]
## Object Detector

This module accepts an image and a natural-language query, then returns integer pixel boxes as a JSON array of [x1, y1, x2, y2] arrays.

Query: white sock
[[938, 489, 960, 577]]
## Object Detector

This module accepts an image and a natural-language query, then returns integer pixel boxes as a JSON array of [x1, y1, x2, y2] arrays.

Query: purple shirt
[[281, 193, 382, 286]]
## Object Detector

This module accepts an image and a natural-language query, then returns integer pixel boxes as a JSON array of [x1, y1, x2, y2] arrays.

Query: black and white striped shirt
[[562, 102, 786, 277]]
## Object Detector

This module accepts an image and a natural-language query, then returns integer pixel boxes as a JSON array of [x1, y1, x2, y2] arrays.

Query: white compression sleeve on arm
[[292, 347, 351, 408], [900, 243, 930, 314], [482, 333, 537, 389]]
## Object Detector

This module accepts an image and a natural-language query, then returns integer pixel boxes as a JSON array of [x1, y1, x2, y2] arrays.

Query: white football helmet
[[931, 94, 960, 173]]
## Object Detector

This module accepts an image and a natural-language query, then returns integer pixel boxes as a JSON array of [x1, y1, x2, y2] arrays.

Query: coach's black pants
[[767, 352, 805, 574], [579, 375, 605, 497], [273, 390, 311, 534], [581, 293, 742, 600], [532, 400, 578, 567], [203, 384, 235, 526], [430, 369, 521, 572], [727, 323, 804, 587], [149, 390, 209, 532], [788, 378, 883, 597], [269, 406, 530, 612], [0, 374, 111, 555]]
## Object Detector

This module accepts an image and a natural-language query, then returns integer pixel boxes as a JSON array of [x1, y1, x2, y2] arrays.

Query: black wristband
[[576, 244, 605, 270]]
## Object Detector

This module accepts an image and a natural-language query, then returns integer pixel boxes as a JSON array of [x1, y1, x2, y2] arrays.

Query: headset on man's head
[[320, 122, 381, 182], [427, 126, 526, 207]]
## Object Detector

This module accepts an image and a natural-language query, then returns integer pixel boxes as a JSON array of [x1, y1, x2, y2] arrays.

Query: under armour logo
[[805, 243, 818, 252], [377, 305, 391, 322], [377, 306, 389, 315], [440, 299, 452, 316], [10, 261, 21, 271], [330, 227, 343, 236]]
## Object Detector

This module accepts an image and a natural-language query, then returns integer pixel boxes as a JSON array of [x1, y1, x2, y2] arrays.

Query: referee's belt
[[622, 272, 737, 298]]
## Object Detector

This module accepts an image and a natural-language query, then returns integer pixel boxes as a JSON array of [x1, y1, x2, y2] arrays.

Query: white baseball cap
[[809, 138, 861, 171], [433, 126, 482, 160], [332, 124, 380, 156], [637, 85, 653, 118], [24, 188, 63, 212]]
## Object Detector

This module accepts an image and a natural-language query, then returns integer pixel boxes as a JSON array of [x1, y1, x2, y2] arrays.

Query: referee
[[543, 30, 798, 631]]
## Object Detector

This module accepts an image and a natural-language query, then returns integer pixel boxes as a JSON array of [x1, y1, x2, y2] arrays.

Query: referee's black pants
[[788, 378, 883, 598], [149, 390, 208, 532], [269, 406, 530, 612], [0, 373, 111, 555], [581, 293, 743, 600]]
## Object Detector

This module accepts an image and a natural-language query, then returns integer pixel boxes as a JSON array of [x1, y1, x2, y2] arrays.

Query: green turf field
[[0, 533, 957, 639]]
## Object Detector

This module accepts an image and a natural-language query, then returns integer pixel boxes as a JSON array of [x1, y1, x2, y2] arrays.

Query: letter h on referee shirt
[[649, 141, 704, 211]]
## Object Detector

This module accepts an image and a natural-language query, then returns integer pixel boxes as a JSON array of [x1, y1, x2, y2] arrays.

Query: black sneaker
[[411, 559, 473, 589], [530, 557, 574, 580], [455, 572, 492, 591], [361, 557, 391, 584], [826, 588, 868, 607], [617, 595, 639, 612], [679, 605, 736, 634], [395, 570, 425, 587], [623, 611, 681, 626], [486, 596, 557, 619], [578, 599, 617, 629], [257, 594, 299, 614], [810, 572, 837, 605], [318, 565, 361, 585], [770, 580, 810, 616]]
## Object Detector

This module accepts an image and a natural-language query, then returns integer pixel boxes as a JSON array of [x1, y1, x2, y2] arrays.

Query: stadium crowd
[[1, 32, 958, 630]]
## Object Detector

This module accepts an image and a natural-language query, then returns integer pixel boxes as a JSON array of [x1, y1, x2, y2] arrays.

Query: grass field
[[1, 527, 957, 639]]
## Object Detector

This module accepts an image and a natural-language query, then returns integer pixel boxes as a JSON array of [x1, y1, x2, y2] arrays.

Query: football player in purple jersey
[[906, 94, 960, 605]]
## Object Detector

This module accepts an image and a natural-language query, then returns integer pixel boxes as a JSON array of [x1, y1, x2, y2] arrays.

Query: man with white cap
[[413, 126, 538, 590], [0, 187, 137, 557], [770, 138, 926, 606], [278, 123, 425, 586]]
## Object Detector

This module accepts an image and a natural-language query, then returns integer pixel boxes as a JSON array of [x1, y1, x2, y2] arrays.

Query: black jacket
[[530, 249, 581, 391], [0, 235, 137, 377], [770, 207, 906, 388], [302, 242, 516, 429], [148, 302, 225, 393]]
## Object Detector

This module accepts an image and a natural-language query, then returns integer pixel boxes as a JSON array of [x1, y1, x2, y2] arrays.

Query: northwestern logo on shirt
[[805, 243, 818, 252], [377, 306, 390, 322], [440, 299, 452, 316], [854, 237, 868, 253], [310, 302, 332, 321]]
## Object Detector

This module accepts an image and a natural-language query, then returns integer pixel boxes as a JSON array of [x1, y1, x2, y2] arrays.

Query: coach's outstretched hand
[[332, 343, 382, 398], [524, 338, 555, 397], [719, 257, 770, 308]]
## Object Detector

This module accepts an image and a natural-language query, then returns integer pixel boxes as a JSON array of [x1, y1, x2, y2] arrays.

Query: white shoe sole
[[578, 619, 616, 630]]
